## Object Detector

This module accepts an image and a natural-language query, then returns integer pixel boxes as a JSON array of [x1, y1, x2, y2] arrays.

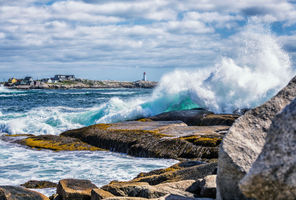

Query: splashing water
[[0, 20, 295, 135], [94, 20, 294, 122]]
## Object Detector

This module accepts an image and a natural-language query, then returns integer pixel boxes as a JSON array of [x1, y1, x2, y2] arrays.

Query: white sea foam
[[0, 85, 23, 93], [0, 106, 85, 135], [0, 140, 177, 196]]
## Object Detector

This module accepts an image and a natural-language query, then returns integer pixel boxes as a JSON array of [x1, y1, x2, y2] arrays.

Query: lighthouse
[[142, 72, 147, 81]]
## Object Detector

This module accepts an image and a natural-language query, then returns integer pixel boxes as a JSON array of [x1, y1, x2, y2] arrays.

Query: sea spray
[[94, 19, 294, 121]]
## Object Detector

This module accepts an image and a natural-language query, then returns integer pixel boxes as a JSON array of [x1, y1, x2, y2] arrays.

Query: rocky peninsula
[[4, 79, 157, 89], [1, 75, 296, 200]]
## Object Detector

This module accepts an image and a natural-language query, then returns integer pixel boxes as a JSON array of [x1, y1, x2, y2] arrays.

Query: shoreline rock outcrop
[[239, 98, 296, 200], [5, 80, 158, 90], [16, 135, 104, 151], [217, 75, 296, 200], [61, 121, 229, 160]]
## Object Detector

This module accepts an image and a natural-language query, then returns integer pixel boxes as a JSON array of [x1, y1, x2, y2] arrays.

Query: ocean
[[0, 87, 179, 196]]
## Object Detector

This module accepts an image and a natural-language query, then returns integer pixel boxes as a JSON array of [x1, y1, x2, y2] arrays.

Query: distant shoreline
[[3, 80, 158, 89]]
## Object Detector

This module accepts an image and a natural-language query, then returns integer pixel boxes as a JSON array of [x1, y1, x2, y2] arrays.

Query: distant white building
[[54, 75, 75, 81], [142, 72, 147, 81]]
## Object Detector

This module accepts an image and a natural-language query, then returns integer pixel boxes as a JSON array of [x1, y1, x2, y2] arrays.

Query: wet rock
[[17, 135, 104, 151], [57, 179, 98, 200], [91, 188, 114, 200], [0, 186, 49, 200], [21, 180, 57, 189], [217, 75, 296, 200], [61, 121, 229, 160], [239, 99, 296, 200], [148, 109, 239, 126]]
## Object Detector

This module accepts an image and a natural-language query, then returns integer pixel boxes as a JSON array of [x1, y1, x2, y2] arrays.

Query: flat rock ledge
[[61, 121, 229, 160], [5, 135, 104, 151]]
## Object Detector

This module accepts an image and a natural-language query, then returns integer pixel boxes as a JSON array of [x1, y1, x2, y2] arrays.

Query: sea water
[[0, 88, 178, 196]]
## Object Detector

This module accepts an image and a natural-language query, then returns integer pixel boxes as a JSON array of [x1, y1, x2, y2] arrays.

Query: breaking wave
[[92, 19, 295, 122], [0, 19, 295, 135]]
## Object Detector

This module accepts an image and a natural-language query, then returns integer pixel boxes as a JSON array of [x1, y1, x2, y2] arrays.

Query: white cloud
[[0, 0, 295, 80]]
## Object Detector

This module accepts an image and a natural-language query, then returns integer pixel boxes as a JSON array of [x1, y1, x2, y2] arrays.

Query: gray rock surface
[[193, 175, 216, 198], [217, 75, 296, 200], [239, 99, 296, 200]]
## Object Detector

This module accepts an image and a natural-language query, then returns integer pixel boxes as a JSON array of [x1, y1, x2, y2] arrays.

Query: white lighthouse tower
[[142, 72, 147, 81]]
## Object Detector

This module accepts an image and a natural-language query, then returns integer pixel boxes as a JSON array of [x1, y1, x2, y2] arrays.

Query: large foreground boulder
[[239, 99, 296, 200], [0, 186, 49, 200], [217, 76, 296, 200]]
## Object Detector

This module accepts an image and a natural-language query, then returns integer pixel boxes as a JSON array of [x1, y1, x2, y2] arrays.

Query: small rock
[[190, 175, 216, 198], [21, 180, 57, 189], [101, 182, 166, 199], [57, 179, 98, 200], [239, 99, 296, 200], [148, 109, 239, 126], [91, 188, 114, 200], [0, 186, 49, 200], [154, 180, 197, 198]]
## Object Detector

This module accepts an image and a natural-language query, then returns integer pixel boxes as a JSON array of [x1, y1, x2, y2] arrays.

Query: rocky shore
[[5, 80, 157, 89], [1, 75, 296, 199]]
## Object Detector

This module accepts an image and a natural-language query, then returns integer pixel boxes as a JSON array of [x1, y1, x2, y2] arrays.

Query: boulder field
[[50, 161, 218, 200]]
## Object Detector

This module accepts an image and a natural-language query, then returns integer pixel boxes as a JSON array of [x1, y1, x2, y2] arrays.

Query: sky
[[0, 0, 296, 81]]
